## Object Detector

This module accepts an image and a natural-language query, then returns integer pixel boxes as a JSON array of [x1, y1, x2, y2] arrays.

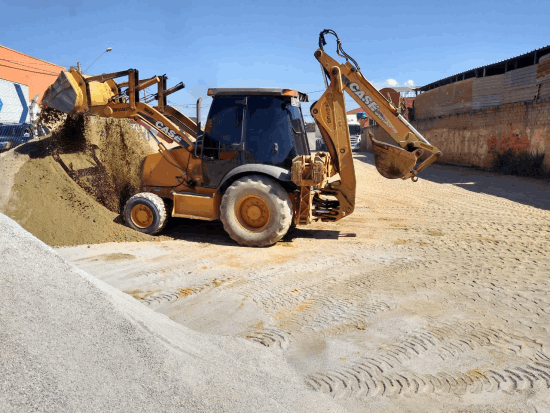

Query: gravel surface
[[0, 214, 346, 413]]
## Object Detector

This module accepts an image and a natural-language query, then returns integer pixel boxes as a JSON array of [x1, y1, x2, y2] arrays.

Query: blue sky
[[2, 0, 549, 121]]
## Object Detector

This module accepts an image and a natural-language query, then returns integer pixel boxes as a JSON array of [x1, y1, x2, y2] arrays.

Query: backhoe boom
[[309, 29, 441, 222]]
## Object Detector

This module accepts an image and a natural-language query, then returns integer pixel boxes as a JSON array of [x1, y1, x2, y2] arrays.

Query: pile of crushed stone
[[1, 110, 162, 246], [0, 214, 344, 413]]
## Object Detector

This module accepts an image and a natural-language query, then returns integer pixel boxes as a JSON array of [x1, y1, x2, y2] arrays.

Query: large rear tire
[[123, 192, 168, 235], [220, 175, 292, 247]]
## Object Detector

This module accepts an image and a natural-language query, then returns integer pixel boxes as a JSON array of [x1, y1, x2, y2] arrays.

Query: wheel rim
[[235, 195, 271, 232], [130, 204, 154, 229]]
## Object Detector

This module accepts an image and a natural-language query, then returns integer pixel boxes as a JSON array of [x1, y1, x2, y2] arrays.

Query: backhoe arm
[[309, 64, 356, 221], [307, 29, 441, 223], [312, 30, 441, 182]]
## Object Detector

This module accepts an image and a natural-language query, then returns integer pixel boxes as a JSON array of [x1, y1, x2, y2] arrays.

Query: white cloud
[[372, 79, 399, 89], [372, 78, 416, 90]]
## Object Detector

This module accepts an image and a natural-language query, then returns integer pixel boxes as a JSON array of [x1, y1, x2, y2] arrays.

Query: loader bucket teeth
[[370, 136, 419, 180]]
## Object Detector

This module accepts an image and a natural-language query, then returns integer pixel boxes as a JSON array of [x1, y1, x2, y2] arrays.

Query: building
[[0, 46, 64, 146], [379, 87, 415, 109], [347, 107, 371, 127], [378, 44, 550, 169], [0, 45, 64, 102], [413, 44, 550, 118]]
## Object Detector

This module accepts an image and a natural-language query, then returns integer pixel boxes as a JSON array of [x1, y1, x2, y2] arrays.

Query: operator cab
[[199, 88, 310, 188]]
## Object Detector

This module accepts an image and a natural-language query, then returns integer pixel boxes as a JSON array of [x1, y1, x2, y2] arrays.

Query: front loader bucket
[[370, 134, 420, 180], [42, 69, 114, 114], [41, 70, 85, 114]]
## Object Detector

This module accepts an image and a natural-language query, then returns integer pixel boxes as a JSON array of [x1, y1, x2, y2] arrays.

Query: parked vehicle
[[0, 123, 33, 151]]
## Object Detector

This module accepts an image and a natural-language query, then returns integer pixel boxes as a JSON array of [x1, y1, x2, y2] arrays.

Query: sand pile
[[0, 214, 345, 413], [1, 110, 161, 246], [43, 109, 156, 214]]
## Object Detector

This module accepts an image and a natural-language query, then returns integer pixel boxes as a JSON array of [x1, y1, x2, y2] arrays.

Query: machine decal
[[348, 83, 397, 134], [155, 120, 177, 138], [137, 113, 189, 148]]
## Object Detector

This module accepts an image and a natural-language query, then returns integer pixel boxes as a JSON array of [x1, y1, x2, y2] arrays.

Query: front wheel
[[123, 192, 168, 235], [220, 175, 292, 247]]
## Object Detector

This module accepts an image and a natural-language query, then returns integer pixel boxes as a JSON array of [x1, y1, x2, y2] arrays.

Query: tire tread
[[220, 175, 292, 247], [123, 192, 168, 235]]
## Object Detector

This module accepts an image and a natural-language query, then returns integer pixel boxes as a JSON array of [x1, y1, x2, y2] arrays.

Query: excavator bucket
[[370, 133, 420, 180]]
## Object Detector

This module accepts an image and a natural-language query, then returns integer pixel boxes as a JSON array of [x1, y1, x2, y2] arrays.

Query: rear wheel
[[123, 192, 168, 235], [221, 175, 292, 247]]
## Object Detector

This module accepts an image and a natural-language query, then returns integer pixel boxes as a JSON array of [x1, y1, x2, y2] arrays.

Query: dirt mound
[[2, 111, 161, 246]]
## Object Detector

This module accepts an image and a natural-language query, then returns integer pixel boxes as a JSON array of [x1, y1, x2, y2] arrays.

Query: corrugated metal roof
[[418, 44, 550, 92]]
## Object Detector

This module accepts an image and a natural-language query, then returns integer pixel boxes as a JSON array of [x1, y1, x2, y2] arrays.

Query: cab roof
[[207, 88, 309, 102]]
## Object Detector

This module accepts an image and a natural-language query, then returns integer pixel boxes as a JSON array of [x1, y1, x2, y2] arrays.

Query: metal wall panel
[[539, 82, 550, 98], [536, 58, 550, 83], [472, 94, 504, 110], [507, 65, 536, 88], [415, 61, 549, 120], [473, 75, 504, 100], [0, 79, 30, 123]]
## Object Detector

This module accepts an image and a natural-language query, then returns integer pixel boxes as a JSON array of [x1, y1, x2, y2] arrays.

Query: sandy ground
[[54, 153, 550, 412]]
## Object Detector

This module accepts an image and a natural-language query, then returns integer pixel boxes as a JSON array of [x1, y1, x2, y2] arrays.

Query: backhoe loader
[[41, 29, 441, 247]]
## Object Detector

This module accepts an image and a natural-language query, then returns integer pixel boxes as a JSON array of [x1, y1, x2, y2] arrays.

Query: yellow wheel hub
[[236, 195, 270, 231], [131, 204, 154, 229]]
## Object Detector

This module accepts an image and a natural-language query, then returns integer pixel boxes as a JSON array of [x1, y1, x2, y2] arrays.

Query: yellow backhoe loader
[[41, 29, 441, 247]]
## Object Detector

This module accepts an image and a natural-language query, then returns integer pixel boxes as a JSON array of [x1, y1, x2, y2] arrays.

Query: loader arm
[[308, 29, 441, 221], [42, 68, 200, 181]]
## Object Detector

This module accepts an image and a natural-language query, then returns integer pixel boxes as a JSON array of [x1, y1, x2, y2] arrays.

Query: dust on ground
[[1, 109, 160, 246]]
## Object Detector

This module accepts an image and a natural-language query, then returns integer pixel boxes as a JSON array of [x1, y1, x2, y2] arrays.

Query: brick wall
[[361, 97, 550, 169]]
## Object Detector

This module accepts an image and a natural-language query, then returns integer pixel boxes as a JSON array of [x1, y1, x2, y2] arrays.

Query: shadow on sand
[[355, 152, 550, 211], [114, 215, 354, 247]]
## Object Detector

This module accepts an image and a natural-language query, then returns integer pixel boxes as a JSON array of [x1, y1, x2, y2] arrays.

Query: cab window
[[245, 96, 295, 166], [203, 97, 244, 159]]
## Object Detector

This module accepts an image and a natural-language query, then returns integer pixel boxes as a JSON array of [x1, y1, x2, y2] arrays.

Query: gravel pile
[[0, 214, 345, 413]]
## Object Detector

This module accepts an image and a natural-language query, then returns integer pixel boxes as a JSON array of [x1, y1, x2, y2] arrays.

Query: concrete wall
[[361, 97, 550, 169]]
